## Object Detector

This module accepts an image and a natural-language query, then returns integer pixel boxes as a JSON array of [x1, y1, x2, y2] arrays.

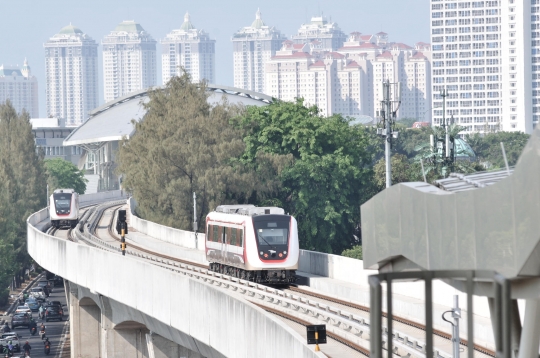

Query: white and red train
[[205, 205, 299, 284], [49, 189, 79, 229]]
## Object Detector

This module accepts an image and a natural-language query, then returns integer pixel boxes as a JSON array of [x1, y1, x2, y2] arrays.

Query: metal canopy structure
[[63, 84, 272, 192], [434, 168, 514, 192], [64, 84, 272, 148]]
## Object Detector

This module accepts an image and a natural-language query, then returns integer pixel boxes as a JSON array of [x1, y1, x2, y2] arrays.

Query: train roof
[[52, 189, 76, 194], [215, 205, 285, 216]]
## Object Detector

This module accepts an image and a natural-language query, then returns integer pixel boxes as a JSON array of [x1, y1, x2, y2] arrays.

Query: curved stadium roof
[[63, 84, 272, 147]]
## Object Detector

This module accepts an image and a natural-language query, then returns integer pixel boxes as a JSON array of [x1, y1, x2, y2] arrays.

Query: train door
[[223, 227, 231, 264], [220, 227, 227, 263]]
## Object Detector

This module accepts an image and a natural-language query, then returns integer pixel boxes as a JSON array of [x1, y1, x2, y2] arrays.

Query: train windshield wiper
[[258, 234, 275, 249]]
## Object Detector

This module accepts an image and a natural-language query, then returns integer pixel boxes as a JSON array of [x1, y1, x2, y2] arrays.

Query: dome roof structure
[[251, 8, 266, 29], [454, 137, 476, 161], [114, 20, 145, 33], [180, 12, 195, 31], [56, 24, 83, 36], [349, 115, 374, 126]]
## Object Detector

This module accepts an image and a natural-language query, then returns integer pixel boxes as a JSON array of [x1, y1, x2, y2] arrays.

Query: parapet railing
[[369, 270, 511, 358]]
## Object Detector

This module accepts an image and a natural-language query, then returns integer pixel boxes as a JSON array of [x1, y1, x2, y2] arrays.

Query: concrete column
[[148, 332, 206, 358], [518, 299, 540, 358], [100, 296, 150, 358], [69, 289, 101, 358]]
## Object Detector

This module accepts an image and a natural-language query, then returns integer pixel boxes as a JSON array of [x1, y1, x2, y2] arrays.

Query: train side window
[[226, 227, 232, 244], [238, 229, 243, 247], [207, 225, 213, 242], [231, 229, 237, 246], [213, 225, 219, 242]]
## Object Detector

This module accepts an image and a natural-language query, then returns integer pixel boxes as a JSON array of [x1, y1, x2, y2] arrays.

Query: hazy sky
[[0, 0, 429, 117]]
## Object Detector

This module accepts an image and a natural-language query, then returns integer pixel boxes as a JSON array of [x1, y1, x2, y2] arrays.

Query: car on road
[[0, 332, 21, 352], [45, 305, 63, 322], [14, 306, 32, 317], [24, 298, 40, 312], [37, 280, 52, 293], [46, 300, 62, 307], [53, 275, 63, 287], [11, 313, 30, 328], [29, 287, 45, 300]]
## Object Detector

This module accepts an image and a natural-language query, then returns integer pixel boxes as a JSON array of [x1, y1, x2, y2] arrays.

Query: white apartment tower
[[232, 9, 286, 93], [265, 42, 365, 117], [291, 16, 347, 51], [265, 32, 431, 121], [44, 25, 98, 126], [430, 0, 536, 134], [103, 21, 157, 103], [0, 60, 39, 117], [161, 13, 216, 84]]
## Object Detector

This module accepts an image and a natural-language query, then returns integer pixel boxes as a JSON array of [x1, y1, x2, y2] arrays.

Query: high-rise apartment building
[[265, 32, 431, 121], [103, 21, 157, 102], [44, 25, 98, 126], [0, 60, 38, 117], [430, 0, 536, 134], [161, 13, 216, 84], [232, 9, 286, 93], [265, 42, 365, 117], [291, 16, 347, 51]]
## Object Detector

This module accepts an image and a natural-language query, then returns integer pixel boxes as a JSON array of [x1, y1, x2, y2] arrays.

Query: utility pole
[[377, 80, 402, 188], [430, 88, 456, 177], [193, 192, 198, 249]]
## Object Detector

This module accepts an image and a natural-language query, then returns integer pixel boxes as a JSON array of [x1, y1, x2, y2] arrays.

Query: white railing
[[127, 197, 202, 250]]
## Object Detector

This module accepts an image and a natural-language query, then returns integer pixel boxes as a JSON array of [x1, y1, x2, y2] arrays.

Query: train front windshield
[[53, 193, 72, 214], [253, 216, 290, 247]]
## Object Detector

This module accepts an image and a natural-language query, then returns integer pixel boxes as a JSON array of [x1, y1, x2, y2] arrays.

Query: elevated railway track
[[45, 199, 494, 358]]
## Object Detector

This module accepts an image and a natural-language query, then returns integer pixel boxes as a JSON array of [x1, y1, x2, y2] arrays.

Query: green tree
[[45, 158, 87, 194], [117, 73, 272, 230], [373, 154, 422, 190], [341, 245, 363, 260], [465, 131, 529, 169], [235, 98, 374, 254], [0, 101, 46, 295], [396, 117, 419, 129]]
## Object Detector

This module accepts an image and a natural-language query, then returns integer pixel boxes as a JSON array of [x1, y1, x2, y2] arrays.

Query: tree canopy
[[118, 73, 272, 230], [465, 131, 529, 168], [235, 98, 374, 253], [45, 158, 87, 194], [0, 101, 46, 298]]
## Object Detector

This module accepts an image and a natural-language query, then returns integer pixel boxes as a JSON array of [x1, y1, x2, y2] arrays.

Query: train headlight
[[278, 253, 283, 258], [260, 251, 263, 256], [264, 253, 268, 258], [283, 251, 287, 255]]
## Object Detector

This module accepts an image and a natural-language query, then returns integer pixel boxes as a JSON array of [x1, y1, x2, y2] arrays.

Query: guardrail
[[80, 189, 126, 204], [127, 197, 201, 250]]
